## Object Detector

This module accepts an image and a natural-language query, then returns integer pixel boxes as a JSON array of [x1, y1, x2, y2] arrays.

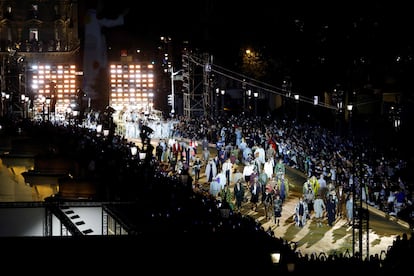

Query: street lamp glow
[[130, 146, 138, 156], [347, 104, 353, 111]]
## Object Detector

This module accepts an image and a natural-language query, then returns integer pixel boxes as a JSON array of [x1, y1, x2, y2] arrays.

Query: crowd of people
[[134, 110, 413, 229], [1, 108, 413, 273]]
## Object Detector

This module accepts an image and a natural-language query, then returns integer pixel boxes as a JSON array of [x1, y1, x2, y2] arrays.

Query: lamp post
[[215, 88, 219, 116], [1, 92, 6, 117], [25, 96, 30, 119], [294, 94, 299, 121], [5, 93, 9, 117], [336, 101, 343, 136], [282, 80, 291, 98], [20, 94, 26, 118], [347, 103, 353, 135], [1, 93, 10, 117], [253, 91, 259, 116], [246, 89, 251, 113], [391, 105, 401, 131], [221, 89, 225, 114], [242, 79, 246, 114]]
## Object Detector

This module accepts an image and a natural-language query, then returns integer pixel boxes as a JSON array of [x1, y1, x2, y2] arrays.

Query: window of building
[[5, 5, 12, 19], [31, 4, 38, 19], [29, 28, 38, 42]]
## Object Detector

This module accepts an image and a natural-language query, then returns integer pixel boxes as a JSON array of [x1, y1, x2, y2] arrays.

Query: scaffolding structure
[[182, 49, 210, 118]]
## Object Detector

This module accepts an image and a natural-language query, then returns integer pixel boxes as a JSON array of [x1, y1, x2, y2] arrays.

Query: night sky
[[100, 0, 414, 91], [99, 0, 414, 110], [104, 1, 414, 55]]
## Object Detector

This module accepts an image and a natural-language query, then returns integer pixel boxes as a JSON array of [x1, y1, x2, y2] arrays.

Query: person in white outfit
[[242, 162, 254, 186], [222, 158, 233, 186], [263, 157, 274, 179], [254, 144, 266, 165], [313, 194, 326, 227]]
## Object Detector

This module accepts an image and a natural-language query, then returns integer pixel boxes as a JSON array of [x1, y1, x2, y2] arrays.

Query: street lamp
[[221, 89, 225, 113], [5, 93, 10, 115], [294, 94, 299, 120], [20, 94, 26, 118], [25, 96, 30, 119], [130, 146, 138, 157], [215, 88, 219, 115], [282, 79, 291, 98], [347, 103, 353, 135], [96, 124, 102, 135], [390, 105, 401, 131], [246, 89, 251, 113], [1, 93, 10, 117], [336, 101, 343, 135], [1, 92, 7, 117], [253, 91, 259, 116]]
